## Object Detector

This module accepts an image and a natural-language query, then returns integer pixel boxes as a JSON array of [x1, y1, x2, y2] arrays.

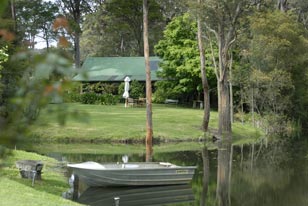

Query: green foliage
[[65, 92, 81, 103], [81, 0, 164, 57], [100, 93, 120, 105], [0, 50, 76, 146], [251, 69, 293, 114], [82, 82, 119, 95], [80, 92, 97, 104], [249, 11, 307, 72], [0, 46, 8, 98], [0, 0, 8, 15], [154, 13, 215, 101], [130, 80, 145, 98], [79, 92, 119, 105], [15, 0, 58, 48], [0, 45, 8, 70], [155, 14, 200, 99], [66, 82, 121, 105], [247, 11, 308, 128], [152, 80, 180, 103]]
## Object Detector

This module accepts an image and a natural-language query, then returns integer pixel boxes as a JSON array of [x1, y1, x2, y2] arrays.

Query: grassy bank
[[30, 103, 263, 142], [0, 150, 81, 206]]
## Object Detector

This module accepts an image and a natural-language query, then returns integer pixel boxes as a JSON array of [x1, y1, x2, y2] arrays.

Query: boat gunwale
[[67, 161, 197, 171]]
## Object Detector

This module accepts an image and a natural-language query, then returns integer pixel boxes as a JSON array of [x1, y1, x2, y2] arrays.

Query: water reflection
[[17, 138, 308, 206], [77, 185, 194, 206], [200, 146, 210, 206], [216, 140, 232, 206]]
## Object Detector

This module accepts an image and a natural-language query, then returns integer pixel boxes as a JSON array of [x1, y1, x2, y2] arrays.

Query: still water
[[21, 138, 308, 206]]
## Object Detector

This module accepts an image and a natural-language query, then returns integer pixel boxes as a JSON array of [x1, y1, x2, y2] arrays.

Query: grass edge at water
[[0, 149, 81, 206]]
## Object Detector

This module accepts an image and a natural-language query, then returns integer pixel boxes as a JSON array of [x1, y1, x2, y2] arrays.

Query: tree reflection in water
[[200, 145, 210, 206], [216, 139, 233, 206], [200, 138, 233, 206], [18, 137, 308, 205]]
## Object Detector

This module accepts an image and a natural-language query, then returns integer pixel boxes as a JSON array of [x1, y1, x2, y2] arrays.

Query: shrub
[[99, 94, 120, 105], [153, 81, 180, 103], [83, 82, 119, 94], [80, 92, 98, 104], [65, 92, 81, 103], [78, 93, 120, 105]]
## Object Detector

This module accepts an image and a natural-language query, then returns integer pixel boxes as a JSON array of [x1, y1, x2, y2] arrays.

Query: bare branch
[[203, 22, 218, 40], [208, 33, 219, 80]]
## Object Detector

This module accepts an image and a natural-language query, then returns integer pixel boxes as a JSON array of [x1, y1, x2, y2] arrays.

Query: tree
[[248, 11, 308, 129], [143, 0, 153, 162], [105, 0, 162, 56], [155, 14, 216, 103], [15, 0, 58, 49], [0, 1, 77, 149], [55, 0, 93, 68], [80, 5, 111, 58], [38, 1, 59, 50], [0, 46, 8, 109], [292, 1, 308, 29], [80, 0, 164, 58], [277, 0, 288, 11], [196, 0, 210, 132], [200, 0, 247, 137], [155, 0, 188, 23]]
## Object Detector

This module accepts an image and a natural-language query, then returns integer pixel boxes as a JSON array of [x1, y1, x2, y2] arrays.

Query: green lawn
[[0, 150, 81, 206], [0, 103, 264, 205], [30, 103, 263, 142]]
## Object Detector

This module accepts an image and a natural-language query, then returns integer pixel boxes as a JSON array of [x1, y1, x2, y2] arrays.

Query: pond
[[19, 138, 308, 206]]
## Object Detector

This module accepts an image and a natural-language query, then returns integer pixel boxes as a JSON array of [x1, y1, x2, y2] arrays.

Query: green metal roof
[[73, 56, 161, 82]]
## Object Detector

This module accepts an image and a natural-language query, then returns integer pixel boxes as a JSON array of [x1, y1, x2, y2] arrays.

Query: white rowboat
[[67, 161, 196, 187]]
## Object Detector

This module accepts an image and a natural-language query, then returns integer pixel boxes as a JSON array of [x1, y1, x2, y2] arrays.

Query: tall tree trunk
[[44, 29, 50, 52], [218, 42, 231, 136], [212, 2, 242, 137], [240, 85, 244, 124], [143, 0, 153, 162], [229, 52, 233, 123], [277, 0, 288, 12], [10, 0, 17, 31], [64, 0, 81, 68], [251, 0, 261, 10], [197, 0, 210, 132], [218, 78, 231, 136], [74, 33, 80, 68], [74, 0, 81, 68], [251, 86, 255, 126]]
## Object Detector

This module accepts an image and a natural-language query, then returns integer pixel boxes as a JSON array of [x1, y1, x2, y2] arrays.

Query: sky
[[35, 38, 57, 49]]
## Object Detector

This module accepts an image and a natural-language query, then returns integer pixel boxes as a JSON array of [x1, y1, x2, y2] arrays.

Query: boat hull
[[68, 162, 196, 187], [77, 184, 195, 206]]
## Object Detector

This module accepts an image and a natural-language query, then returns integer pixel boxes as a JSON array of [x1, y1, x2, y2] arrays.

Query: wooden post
[[143, 0, 153, 162]]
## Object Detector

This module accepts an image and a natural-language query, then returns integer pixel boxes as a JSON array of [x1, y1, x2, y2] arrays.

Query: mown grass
[[0, 150, 81, 206], [0, 103, 264, 205], [30, 103, 263, 142]]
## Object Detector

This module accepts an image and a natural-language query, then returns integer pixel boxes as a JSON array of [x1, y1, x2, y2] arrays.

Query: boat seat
[[68, 161, 106, 169], [123, 164, 139, 169]]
